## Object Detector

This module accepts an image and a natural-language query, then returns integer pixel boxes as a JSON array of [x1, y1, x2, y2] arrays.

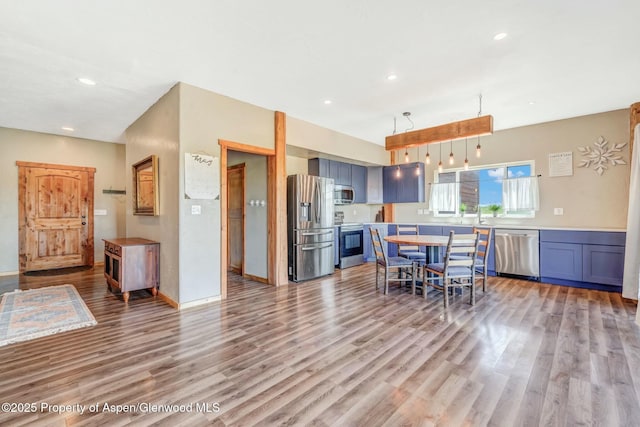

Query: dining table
[[383, 234, 450, 264]]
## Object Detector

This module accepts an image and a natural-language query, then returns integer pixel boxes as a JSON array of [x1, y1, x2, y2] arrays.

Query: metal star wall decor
[[577, 136, 627, 175]]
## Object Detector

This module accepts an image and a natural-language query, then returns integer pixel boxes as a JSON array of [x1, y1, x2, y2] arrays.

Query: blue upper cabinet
[[309, 158, 368, 202], [351, 165, 367, 203], [383, 162, 425, 203]]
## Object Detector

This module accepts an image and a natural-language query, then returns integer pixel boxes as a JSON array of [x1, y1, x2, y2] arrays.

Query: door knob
[[81, 215, 86, 219], [82, 222, 87, 225]]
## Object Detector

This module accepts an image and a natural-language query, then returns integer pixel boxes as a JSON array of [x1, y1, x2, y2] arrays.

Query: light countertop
[[364, 222, 626, 233]]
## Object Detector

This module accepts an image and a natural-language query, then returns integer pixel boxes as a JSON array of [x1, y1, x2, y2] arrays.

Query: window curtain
[[502, 176, 540, 211], [623, 123, 640, 301], [429, 182, 456, 212]]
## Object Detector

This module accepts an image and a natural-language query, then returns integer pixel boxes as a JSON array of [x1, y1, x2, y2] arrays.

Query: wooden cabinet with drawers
[[103, 238, 159, 303]]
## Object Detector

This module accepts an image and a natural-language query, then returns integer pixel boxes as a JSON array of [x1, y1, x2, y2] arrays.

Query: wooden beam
[[385, 115, 493, 151], [631, 102, 640, 156], [271, 111, 288, 286]]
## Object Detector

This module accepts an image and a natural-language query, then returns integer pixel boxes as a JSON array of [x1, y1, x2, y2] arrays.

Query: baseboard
[[244, 273, 269, 284], [0, 271, 19, 277], [179, 295, 222, 310], [157, 291, 179, 309]]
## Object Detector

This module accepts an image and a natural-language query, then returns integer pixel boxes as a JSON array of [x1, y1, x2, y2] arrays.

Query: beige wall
[[286, 155, 308, 176], [125, 85, 181, 303], [287, 116, 388, 166], [178, 83, 274, 303], [395, 109, 630, 229], [228, 151, 268, 280], [0, 127, 125, 274]]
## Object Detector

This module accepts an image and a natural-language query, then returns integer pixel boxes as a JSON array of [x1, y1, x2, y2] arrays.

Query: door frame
[[16, 161, 96, 272], [219, 110, 288, 298], [226, 163, 246, 275]]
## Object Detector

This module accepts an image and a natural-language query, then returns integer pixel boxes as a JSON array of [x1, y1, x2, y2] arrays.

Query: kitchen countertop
[[364, 222, 626, 233]]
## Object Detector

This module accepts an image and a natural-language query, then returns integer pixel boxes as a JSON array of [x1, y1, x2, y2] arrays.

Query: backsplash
[[339, 204, 383, 223]]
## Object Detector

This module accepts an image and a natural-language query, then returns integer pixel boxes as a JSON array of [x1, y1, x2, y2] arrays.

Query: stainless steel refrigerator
[[287, 174, 335, 282]]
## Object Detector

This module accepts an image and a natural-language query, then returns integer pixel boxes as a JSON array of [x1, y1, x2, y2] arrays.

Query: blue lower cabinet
[[582, 244, 624, 286], [334, 226, 340, 266], [540, 242, 583, 281]]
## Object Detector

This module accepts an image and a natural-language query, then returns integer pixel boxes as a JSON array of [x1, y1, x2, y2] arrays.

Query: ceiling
[[1, 1, 639, 146]]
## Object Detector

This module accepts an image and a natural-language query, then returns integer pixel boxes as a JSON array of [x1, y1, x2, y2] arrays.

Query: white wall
[[0, 127, 125, 274]]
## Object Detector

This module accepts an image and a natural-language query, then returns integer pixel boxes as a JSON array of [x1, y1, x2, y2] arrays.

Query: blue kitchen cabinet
[[582, 244, 625, 286], [351, 164, 367, 203], [363, 224, 388, 262], [334, 226, 340, 266], [382, 162, 425, 203], [539, 230, 625, 290], [308, 158, 330, 178], [540, 242, 583, 281], [337, 162, 351, 186], [486, 235, 496, 274]]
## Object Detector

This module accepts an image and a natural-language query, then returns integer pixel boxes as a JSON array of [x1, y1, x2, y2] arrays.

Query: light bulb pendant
[[415, 163, 420, 176], [464, 158, 469, 170], [425, 152, 430, 165], [449, 152, 454, 165], [404, 150, 409, 163], [476, 143, 481, 158], [438, 160, 443, 173], [396, 165, 401, 178]]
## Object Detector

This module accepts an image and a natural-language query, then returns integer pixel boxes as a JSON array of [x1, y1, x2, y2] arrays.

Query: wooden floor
[[1, 265, 639, 426]]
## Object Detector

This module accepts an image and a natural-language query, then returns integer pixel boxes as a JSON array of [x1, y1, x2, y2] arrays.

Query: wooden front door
[[17, 162, 95, 272], [227, 164, 245, 274]]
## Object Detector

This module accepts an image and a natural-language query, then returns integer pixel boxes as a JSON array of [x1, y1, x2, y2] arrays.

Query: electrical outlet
[[192, 205, 202, 215], [554, 207, 563, 215]]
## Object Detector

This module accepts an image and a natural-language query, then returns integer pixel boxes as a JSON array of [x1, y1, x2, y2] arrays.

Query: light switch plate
[[554, 207, 563, 215], [192, 205, 202, 215]]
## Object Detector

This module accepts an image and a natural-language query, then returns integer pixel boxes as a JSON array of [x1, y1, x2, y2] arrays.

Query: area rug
[[0, 284, 97, 346]]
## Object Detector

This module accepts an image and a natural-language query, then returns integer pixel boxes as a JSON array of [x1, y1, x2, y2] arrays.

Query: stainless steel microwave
[[334, 185, 355, 205]]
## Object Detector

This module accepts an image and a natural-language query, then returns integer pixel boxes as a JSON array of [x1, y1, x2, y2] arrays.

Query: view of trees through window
[[437, 163, 532, 215]]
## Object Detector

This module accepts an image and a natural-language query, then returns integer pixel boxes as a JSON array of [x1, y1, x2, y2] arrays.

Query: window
[[432, 161, 535, 217]]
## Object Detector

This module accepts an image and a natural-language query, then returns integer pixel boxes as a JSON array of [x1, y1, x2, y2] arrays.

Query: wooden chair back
[[444, 232, 480, 271], [473, 227, 491, 266], [370, 228, 387, 263], [396, 224, 420, 253]]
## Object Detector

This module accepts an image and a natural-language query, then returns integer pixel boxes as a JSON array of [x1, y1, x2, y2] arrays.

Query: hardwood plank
[[0, 265, 639, 426]]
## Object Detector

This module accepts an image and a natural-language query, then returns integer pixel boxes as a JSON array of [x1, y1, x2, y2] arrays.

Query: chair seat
[[379, 256, 415, 267], [399, 251, 427, 261], [425, 263, 473, 277]]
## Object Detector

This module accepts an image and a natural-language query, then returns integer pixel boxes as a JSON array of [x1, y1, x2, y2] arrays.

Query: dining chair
[[370, 227, 416, 295], [420, 231, 480, 307], [474, 227, 492, 292], [396, 224, 427, 264], [450, 227, 492, 292]]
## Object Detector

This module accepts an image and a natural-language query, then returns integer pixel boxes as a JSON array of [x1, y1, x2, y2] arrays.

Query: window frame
[[432, 160, 536, 218]]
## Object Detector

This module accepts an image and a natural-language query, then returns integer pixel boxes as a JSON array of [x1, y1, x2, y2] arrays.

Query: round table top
[[384, 234, 450, 246]]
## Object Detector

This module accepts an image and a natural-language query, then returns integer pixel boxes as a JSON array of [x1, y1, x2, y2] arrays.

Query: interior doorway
[[227, 163, 245, 275], [17, 161, 96, 272]]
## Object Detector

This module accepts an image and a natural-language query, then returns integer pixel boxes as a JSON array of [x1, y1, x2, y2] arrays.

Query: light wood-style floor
[[1, 265, 639, 426]]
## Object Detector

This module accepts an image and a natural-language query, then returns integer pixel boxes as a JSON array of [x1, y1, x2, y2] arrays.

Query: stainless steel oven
[[338, 223, 364, 268]]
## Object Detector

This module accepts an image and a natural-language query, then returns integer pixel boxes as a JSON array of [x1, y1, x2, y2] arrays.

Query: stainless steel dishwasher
[[495, 229, 540, 278]]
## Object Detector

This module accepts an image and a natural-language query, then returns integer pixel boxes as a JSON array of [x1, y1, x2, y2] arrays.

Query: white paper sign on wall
[[185, 153, 219, 200], [549, 152, 573, 177]]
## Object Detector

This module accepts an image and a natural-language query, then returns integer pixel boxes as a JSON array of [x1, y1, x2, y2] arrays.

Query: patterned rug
[[0, 284, 97, 346]]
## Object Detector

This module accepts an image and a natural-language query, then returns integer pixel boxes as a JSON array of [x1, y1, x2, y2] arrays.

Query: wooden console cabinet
[[103, 238, 159, 302]]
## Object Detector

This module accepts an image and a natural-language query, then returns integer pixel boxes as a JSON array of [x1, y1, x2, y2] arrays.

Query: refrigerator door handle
[[301, 231, 333, 236], [301, 243, 333, 251], [315, 180, 321, 224]]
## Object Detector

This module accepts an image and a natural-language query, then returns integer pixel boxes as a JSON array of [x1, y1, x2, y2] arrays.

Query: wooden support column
[[268, 111, 288, 286], [383, 151, 395, 223], [631, 102, 640, 156]]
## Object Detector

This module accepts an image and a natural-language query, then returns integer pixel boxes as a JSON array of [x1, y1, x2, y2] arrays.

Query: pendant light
[[449, 140, 454, 165], [476, 94, 483, 157], [464, 138, 469, 170], [415, 147, 420, 175], [438, 143, 443, 173], [404, 149, 409, 163], [425, 144, 431, 165]]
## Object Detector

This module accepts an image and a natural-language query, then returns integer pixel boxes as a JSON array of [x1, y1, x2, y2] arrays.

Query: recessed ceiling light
[[324, 100, 332, 105], [387, 74, 398, 81], [493, 32, 508, 41], [528, 101, 536, 105], [61, 126, 75, 131], [77, 77, 96, 86]]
